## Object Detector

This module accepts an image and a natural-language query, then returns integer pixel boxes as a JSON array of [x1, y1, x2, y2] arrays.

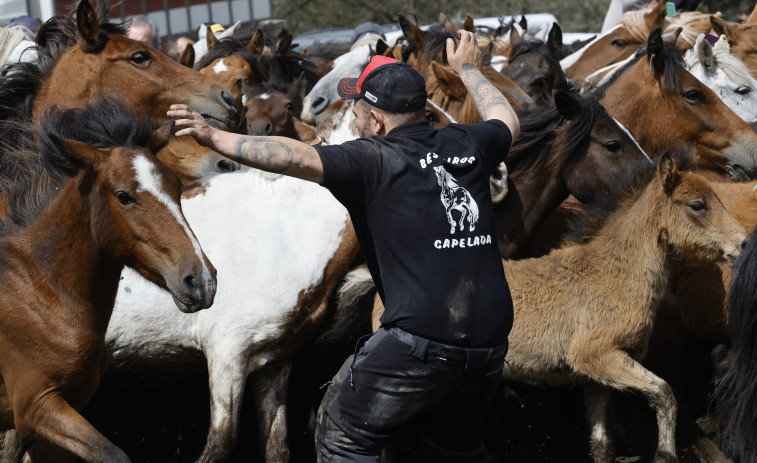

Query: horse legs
[[196, 355, 248, 463], [251, 360, 291, 463], [570, 348, 677, 462], [12, 393, 129, 463], [583, 384, 615, 463]]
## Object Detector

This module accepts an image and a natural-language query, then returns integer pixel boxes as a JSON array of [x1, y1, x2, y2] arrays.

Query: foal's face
[[88, 146, 217, 312]]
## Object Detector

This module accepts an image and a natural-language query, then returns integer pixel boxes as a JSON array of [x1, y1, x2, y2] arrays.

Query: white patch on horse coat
[[611, 118, 654, 165], [259, 93, 271, 100], [560, 25, 621, 71], [213, 58, 229, 75], [107, 168, 350, 456], [133, 155, 213, 283], [584, 53, 637, 92]]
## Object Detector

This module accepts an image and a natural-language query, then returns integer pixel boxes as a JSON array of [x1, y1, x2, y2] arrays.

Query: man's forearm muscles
[[235, 137, 295, 173]]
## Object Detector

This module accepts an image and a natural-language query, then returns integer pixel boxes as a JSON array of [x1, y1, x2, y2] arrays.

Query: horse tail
[[716, 227, 757, 461], [315, 265, 376, 344]]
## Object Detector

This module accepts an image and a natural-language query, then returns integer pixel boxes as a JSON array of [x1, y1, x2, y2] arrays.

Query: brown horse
[[0, 0, 238, 131], [596, 28, 757, 181], [711, 13, 757, 78], [360, 154, 745, 462], [562, 1, 712, 88], [195, 31, 267, 133], [0, 105, 217, 461], [500, 31, 568, 104]]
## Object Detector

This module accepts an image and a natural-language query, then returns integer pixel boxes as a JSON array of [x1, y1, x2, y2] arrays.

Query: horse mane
[[195, 37, 267, 82], [305, 40, 351, 61], [565, 147, 694, 244], [685, 39, 756, 89], [717, 226, 757, 462], [0, 25, 35, 69], [620, 3, 671, 43], [506, 91, 604, 175], [665, 11, 717, 48], [0, 15, 127, 128], [0, 97, 152, 233], [508, 38, 567, 92], [596, 40, 683, 94]]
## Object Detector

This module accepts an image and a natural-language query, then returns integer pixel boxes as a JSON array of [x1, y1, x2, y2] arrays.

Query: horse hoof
[[652, 451, 678, 463]]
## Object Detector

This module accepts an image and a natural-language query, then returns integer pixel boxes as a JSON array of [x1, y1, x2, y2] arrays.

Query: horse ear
[[547, 23, 563, 56], [145, 120, 174, 154], [76, 0, 100, 46], [430, 61, 467, 100], [393, 43, 403, 60], [248, 28, 265, 58], [50, 134, 103, 167], [290, 71, 307, 112], [277, 30, 293, 54], [695, 35, 714, 69], [206, 27, 219, 50], [553, 90, 582, 119], [509, 26, 522, 48], [399, 14, 426, 50], [644, 0, 668, 31], [519, 16, 528, 33], [658, 152, 679, 192], [710, 16, 736, 47], [376, 38, 390, 57], [647, 28, 665, 77], [179, 44, 195, 68], [463, 14, 475, 33], [747, 5, 757, 24]]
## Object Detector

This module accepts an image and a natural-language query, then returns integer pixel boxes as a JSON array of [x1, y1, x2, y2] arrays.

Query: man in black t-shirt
[[169, 29, 519, 462]]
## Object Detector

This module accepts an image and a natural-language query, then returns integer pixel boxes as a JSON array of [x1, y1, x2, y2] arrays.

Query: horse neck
[[14, 174, 122, 329], [495, 131, 572, 258], [582, 181, 669, 287]]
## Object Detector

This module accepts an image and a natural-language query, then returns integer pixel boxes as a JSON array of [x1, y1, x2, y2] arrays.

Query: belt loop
[[409, 336, 430, 360]]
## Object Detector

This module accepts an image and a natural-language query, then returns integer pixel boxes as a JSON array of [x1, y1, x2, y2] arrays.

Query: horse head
[[32, 0, 239, 131]]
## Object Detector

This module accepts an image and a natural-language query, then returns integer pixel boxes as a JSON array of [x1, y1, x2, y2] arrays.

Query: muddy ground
[[80, 331, 722, 463]]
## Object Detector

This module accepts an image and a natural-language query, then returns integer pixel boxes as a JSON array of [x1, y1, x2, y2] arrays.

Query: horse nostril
[[312, 97, 326, 114], [741, 239, 748, 251], [221, 90, 236, 110], [183, 275, 201, 299], [265, 123, 273, 135], [217, 159, 237, 172]]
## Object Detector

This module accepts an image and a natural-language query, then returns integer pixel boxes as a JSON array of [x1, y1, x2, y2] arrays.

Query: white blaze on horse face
[[259, 93, 271, 100], [612, 117, 654, 165], [560, 25, 622, 72], [132, 155, 213, 284], [213, 58, 229, 75]]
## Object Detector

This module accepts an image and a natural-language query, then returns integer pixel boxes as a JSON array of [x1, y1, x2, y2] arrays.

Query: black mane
[[595, 40, 683, 94]]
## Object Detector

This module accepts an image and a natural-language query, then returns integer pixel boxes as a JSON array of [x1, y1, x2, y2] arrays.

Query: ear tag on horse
[[665, 2, 676, 17]]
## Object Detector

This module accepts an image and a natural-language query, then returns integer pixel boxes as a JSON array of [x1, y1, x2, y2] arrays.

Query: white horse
[[105, 167, 356, 462], [684, 33, 757, 125], [300, 44, 372, 124]]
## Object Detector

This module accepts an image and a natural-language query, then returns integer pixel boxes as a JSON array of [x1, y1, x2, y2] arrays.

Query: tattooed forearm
[[235, 138, 295, 173], [460, 65, 510, 120]]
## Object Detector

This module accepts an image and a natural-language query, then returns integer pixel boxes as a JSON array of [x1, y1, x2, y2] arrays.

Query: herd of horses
[[1, 0, 757, 461]]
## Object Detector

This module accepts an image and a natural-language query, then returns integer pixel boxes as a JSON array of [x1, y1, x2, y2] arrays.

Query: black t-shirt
[[316, 119, 513, 347]]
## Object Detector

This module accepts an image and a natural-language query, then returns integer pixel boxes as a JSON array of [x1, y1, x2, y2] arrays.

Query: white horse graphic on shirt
[[434, 166, 480, 234]]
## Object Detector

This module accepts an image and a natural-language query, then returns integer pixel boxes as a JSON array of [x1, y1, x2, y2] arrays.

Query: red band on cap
[[356, 55, 399, 94]]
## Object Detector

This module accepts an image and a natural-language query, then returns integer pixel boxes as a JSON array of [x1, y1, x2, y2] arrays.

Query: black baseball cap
[[337, 56, 427, 113]]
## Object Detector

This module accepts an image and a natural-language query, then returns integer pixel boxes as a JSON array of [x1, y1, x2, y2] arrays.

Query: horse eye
[[684, 90, 702, 103], [130, 52, 151, 65], [611, 39, 626, 47], [425, 109, 439, 122], [116, 191, 135, 205], [285, 103, 293, 111], [688, 201, 706, 212], [736, 86, 752, 95], [234, 79, 243, 88], [603, 141, 622, 154]]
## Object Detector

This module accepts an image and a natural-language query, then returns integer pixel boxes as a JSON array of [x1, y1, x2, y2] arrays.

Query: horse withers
[[0, 108, 216, 461]]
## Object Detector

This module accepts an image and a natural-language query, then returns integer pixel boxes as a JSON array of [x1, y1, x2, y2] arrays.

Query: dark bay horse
[[0, 0, 238, 131], [0, 103, 217, 461], [500, 29, 568, 104], [595, 28, 757, 181]]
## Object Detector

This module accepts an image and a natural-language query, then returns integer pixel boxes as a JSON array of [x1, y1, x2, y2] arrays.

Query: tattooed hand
[[446, 30, 483, 76], [168, 104, 217, 147]]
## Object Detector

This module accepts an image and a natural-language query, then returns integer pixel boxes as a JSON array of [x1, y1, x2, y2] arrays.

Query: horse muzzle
[[169, 268, 217, 313]]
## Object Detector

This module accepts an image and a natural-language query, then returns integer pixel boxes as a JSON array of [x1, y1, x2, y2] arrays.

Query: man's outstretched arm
[[168, 104, 324, 184], [446, 30, 520, 141]]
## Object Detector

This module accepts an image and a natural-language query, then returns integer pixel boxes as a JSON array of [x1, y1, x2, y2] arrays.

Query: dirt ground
[[80, 332, 722, 463]]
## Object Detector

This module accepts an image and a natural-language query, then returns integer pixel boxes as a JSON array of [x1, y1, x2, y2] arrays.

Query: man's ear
[[369, 109, 386, 136]]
